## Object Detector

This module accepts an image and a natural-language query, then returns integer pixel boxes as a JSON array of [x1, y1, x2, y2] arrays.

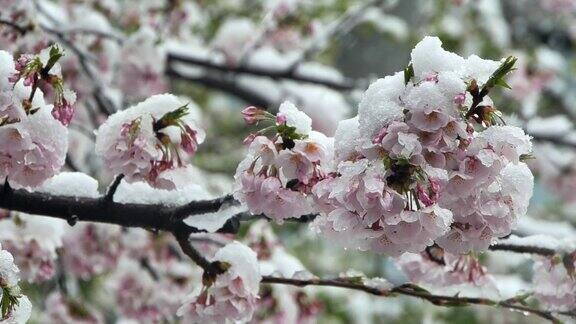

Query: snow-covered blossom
[[0, 48, 70, 187], [0, 243, 32, 323], [177, 241, 262, 323], [234, 101, 332, 221], [95, 94, 205, 189], [246, 221, 322, 323], [310, 36, 533, 256]]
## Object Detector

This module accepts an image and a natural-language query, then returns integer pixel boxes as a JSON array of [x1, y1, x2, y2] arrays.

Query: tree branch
[[261, 276, 563, 323], [103, 174, 124, 201], [0, 19, 33, 35], [0, 183, 238, 234], [166, 53, 360, 91], [166, 64, 274, 108]]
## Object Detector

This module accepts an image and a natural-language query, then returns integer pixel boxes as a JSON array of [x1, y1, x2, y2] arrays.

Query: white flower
[[278, 101, 312, 135]]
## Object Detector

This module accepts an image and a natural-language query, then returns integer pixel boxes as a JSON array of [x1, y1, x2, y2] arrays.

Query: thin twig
[[261, 276, 563, 323], [166, 53, 359, 91], [103, 174, 124, 201]]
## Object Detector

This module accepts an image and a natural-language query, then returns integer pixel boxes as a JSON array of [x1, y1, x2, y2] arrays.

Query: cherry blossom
[[311, 37, 533, 256], [95, 94, 205, 189], [0, 243, 32, 323], [234, 101, 333, 221], [177, 241, 262, 323]]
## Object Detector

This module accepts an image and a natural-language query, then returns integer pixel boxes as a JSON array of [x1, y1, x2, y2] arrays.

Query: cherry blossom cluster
[[246, 221, 322, 323], [233, 102, 334, 221], [177, 241, 262, 323], [0, 48, 69, 187], [310, 37, 534, 256], [95, 94, 205, 189]]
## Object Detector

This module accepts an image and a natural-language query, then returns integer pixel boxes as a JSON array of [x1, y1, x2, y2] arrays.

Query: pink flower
[[0, 106, 68, 187], [61, 224, 123, 280], [178, 242, 261, 323], [95, 94, 205, 189], [51, 99, 75, 126], [453, 93, 466, 105], [241, 106, 267, 125]]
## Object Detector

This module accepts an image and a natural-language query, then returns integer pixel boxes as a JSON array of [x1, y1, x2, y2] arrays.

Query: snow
[[246, 47, 296, 72], [527, 116, 573, 137], [116, 179, 239, 232], [361, 9, 408, 40], [516, 217, 576, 238], [0, 50, 15, 91], [410, 36, 465, 81], [283, 83, 351, 136], [294, 62, 344, 83], [36, 172, 100, 198], [497, 234, 563, 250], [184, 204, 247, 233], [114, 180, 211, 206], [334, 117, 360, 162], [278, 101, 312, 135], [463, 55, 501, 85], [357, 72, 405, 141]]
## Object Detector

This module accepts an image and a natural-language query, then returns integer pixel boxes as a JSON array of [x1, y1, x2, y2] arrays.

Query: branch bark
[[166, 53, 360, 91], [261, 276, 563, 323]]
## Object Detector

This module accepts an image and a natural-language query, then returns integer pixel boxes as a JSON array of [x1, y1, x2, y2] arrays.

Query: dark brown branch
[[0, 183, 239, 234], [103, 174, 124, 201], [166, 65, 273, 108], [0, 19, 33, 35], [0, 183, 562, 258], [489, 243, 556, 256], [173, 229, 213, 271], [166, 53, 360, 91]]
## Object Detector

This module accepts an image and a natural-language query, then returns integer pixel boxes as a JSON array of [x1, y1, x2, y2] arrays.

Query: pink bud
[[372, 127, 387, 144], [454, 93, 466, 105], [241, 106, 265, 125], [425, 73, 438, 82], [181, 125, 201, 155], [51, 100, 75, 126], [275, 113, 287, 125], [416, 183, 434, 207]]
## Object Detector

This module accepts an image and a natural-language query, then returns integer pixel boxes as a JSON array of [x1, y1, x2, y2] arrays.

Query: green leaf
[[404, 63, 414, 85], [482, 56, 517, 92]]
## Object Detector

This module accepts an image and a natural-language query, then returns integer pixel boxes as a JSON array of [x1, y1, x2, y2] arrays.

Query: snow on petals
[[95, 94, 205, 189], [177, 241, 261, 323], [234, 101, 332, 222], [307, 36, 533, 256], [0, 243, 32, 323]]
